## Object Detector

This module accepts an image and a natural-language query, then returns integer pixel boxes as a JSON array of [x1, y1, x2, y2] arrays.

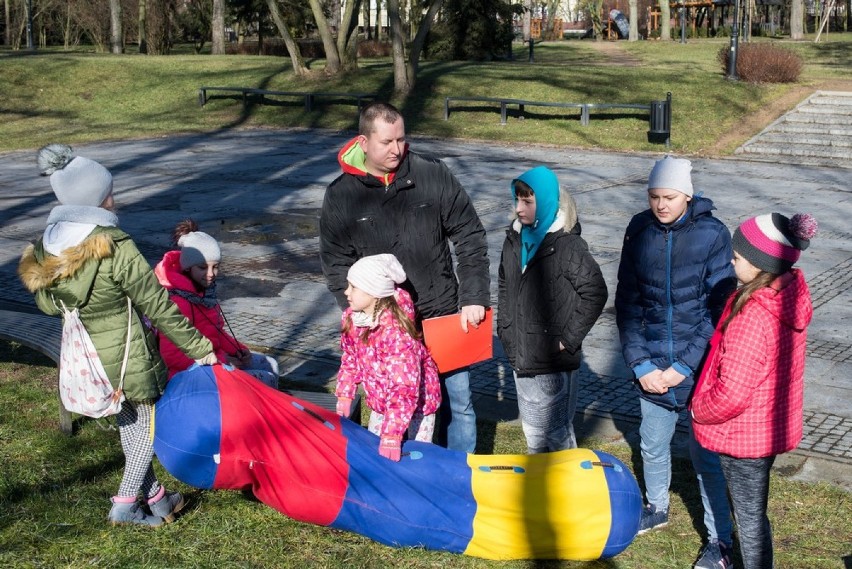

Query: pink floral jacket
[[336, 288, 441, 439]]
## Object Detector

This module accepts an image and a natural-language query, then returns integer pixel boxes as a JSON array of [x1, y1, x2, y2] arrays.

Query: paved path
[[1, 129, 849, 490]]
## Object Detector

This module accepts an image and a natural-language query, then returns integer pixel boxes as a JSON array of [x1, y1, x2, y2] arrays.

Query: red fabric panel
[[212, 366, 349, 525]]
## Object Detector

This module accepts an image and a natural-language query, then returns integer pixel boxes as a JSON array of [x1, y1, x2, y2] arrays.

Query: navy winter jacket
[[615, 196, 735, 411]]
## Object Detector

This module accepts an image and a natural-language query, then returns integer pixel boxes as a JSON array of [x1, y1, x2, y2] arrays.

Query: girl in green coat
[[18, 144, 217, 528]]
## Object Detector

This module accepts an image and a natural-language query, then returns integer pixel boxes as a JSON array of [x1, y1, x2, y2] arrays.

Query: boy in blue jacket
[[615, 156, 737, 569]]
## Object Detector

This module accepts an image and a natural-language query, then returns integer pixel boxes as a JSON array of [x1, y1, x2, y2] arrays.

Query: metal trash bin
[[648, 92, 672, 145]]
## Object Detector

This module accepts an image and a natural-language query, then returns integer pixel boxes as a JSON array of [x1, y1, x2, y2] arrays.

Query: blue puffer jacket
[[615, 196, 735, 411]]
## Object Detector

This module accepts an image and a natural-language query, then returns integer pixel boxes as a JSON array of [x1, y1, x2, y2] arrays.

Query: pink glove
[[336, 397, 352, 417], [379, 435, 402, 462]]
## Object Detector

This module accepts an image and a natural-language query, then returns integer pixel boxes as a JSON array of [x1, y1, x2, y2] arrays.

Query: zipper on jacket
[[665, 229, 674, 365]]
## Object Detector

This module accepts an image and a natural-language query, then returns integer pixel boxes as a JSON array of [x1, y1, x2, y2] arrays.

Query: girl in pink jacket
[[335, 254, 441, 462], [154, 219, 279, 387], [691, 212, 817, 569]]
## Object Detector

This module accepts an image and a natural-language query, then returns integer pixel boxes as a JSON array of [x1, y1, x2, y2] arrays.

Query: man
[[320, 102, 490, 453]]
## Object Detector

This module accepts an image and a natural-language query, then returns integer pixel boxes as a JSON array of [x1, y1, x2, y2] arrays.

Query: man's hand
[[638, 369, 667, 394], [660, 367, 687, 389], [460, 305, 486, 333]]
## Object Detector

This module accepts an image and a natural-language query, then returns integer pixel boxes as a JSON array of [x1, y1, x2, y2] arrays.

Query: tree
[[790, 0, 803, 39], [211, 0, 224, 53], [388, 0, 444, 96], [139, 0, 147, 52], [628, 0, 638, 40], [110, 0, 123, 52], [658, 0, 671, 40], [265, 0, 307, 75]]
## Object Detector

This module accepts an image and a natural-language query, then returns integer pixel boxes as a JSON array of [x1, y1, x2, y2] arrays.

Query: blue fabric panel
[[331, 421, 476, 553], [153, 365, 222, 489], [597, 450, 643, 558]]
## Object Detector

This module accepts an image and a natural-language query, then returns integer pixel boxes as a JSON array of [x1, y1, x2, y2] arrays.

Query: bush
[[717, 42, 803, 83]]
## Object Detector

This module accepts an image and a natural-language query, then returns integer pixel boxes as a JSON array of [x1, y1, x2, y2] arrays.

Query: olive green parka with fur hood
[[18, 226, 213, 401]]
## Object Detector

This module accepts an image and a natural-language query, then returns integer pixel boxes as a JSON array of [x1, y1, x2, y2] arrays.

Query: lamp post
[[26, 0, 34, 50], [680, 0, 687, 43], [726, 0, 740, 79]]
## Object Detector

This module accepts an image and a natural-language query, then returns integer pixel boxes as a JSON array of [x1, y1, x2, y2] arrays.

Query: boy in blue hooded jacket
[[498, 166, 607, 453]]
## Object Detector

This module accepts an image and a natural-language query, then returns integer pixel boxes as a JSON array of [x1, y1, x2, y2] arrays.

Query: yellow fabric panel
[[463, 448, 612, 560]]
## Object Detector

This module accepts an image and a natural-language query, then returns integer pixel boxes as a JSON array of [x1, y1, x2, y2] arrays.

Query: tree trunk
[[376, 0, 382, 40], [138, 0, 147, 53], [211, 0, 225, 54], [337, 0, 362, 70], [4, 0, 10, 46], [266, 0, 308, 75], [523, 0, 531, 41], [363, 0, 371, 40], [629, 0, 639, 39], [388, 0, 410, 95], [110, 0, 123, 53], [308, 0, 341, 74], [658, 0, 671, 39], [407, 0, 442, 77], [790, 0, 803, 38]]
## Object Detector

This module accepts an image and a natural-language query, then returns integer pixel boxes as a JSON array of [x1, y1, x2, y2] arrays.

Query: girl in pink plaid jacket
[[691, 212, 817, 569], [335, 254, 441, 462]]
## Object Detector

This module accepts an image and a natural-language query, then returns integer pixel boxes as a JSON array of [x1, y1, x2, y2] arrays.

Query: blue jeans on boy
[[639, 397, 733, 544], [437, 368, 477, 453]]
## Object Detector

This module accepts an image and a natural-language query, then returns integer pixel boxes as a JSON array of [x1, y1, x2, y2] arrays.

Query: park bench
[[0, 308, 359, 435], [444, 92, 672, 145], [198, 87, 375, 114]]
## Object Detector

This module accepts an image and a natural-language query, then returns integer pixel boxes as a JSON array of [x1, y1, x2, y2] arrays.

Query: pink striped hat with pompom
[[732, 213, 818, 274]]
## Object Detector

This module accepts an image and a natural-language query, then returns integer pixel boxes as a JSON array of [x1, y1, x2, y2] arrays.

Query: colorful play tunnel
[[153, 365, 642, 560]]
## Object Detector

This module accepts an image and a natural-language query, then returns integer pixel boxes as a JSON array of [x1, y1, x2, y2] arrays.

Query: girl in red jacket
[[154, 220, 279, 387], [334, 254, 441, 462], [691, 212, 817, 569]]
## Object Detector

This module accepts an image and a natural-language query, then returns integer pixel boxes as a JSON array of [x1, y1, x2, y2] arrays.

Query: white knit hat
[[178, 231, 221, 269], [647, 155, 694, 197], [37, 144, 113, 207], [347, 254, 407, 298]]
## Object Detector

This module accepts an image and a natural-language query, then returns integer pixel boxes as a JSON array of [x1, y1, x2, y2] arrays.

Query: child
[[615, 156, 737, 568], [497, 166, 607, 453], [691, 213, 817, 569], [18, 144, 216, 527], [154, 219, 279, 388], [334, 254, 441, 462]]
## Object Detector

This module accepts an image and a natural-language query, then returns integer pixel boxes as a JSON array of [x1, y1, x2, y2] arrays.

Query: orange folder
[[422, 308, 493, 374]]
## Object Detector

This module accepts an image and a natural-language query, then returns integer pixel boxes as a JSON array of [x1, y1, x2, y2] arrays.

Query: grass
[[1, 339, 849, 568], [1, 37, 850, 156]]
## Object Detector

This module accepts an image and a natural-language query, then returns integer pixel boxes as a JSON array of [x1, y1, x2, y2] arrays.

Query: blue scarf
[[512, 166, 560, 271]]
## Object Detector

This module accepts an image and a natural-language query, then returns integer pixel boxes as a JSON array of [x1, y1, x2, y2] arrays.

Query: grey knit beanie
[[178, 231, 221, 269], [37, 143, 113, 207], [647, 155, 694, 197]]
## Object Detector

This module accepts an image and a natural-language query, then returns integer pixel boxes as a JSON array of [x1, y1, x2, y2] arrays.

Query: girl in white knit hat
[[335, 254, 441, 461], [154, 219, 279, 388]]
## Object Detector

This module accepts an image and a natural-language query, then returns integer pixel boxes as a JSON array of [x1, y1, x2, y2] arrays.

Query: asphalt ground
[[1, 128, 849, 491]]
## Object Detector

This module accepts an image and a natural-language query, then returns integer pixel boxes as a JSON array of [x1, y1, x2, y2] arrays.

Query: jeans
[[720, 454, 776, 569], [437, 368, 477, 453], [514, 370, 578, 453], [639, 397, 732, 544]]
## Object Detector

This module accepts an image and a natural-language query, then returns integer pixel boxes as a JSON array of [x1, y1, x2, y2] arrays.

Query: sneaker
[[147, 488, 186, 523], [694, 539, 735, 569], [637, 504, 669, 534], [108, 498, 164, 528]]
